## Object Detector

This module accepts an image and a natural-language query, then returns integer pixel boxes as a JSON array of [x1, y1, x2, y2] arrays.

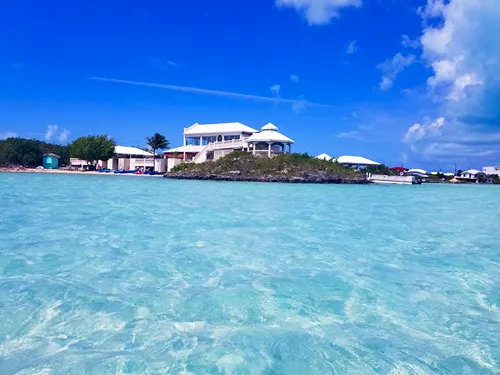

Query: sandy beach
[[0, 168, 164, 177]]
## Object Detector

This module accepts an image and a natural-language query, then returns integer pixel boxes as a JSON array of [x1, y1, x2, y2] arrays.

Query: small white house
[[459, 169, 481, 180], [483, 166, 500, 177]]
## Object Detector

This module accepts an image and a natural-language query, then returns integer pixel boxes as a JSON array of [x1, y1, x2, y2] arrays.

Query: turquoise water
[[0, 173, 499, 375]]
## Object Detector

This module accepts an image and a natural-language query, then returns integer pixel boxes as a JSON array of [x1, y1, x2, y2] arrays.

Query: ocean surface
[[0, 173, 499, 375]]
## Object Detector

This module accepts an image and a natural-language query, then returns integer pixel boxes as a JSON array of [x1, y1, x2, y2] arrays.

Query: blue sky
[[1, 0, 499, 171]]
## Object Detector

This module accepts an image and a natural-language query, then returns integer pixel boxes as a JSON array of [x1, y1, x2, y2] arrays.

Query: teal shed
[[42, 153, 60, 169]]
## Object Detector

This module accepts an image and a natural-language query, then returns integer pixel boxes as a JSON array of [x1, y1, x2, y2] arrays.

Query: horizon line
[[88, 77, 332, 107]]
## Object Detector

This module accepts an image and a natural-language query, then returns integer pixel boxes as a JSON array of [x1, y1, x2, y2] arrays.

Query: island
[[165, 151, 369, 184]]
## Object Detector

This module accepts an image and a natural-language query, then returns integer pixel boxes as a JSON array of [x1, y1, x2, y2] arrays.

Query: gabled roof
[[316, 153, 333, 161], [335, 155, 380, 166], [184, 122, 259, 135], [43, 153, 60, 158], [463, 169, 480, 175], [115, 146, 153, 157]]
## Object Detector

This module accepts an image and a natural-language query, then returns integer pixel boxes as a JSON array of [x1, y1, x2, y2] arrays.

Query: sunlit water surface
[[0, 173, 499, 374]]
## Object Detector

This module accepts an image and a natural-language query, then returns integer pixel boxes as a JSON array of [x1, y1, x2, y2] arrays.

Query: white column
[[252, 143, 256, 155], [200, 136, 202, 145], [268, 143, 271, 157], [289, 144, 292, 153]]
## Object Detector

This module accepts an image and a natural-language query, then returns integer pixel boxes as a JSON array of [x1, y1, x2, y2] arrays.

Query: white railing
[[191, 144, 211, 164], [207, 138, 245, 150]]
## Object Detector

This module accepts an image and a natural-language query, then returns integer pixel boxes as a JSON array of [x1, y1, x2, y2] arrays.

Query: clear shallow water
[[0, 173, 499, 375]]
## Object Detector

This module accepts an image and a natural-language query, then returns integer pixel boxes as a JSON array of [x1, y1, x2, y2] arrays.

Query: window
[[202, 136, 217, 145], [186, 137, 201, 146], [224, 135, 240, 141]]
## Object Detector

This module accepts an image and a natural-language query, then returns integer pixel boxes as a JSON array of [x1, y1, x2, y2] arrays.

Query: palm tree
[[146, 133, 170, 171]]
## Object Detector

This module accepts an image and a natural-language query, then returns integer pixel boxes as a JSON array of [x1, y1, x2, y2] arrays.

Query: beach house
[[482, 166, 500, 177], [42, 153, 60, 169], [70, 146, 159, 171], [164, 122, 294, 170], [458, 169, 480, 182]]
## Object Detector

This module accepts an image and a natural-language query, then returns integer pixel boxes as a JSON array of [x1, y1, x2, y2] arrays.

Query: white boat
[[367, 173, 422, 185]]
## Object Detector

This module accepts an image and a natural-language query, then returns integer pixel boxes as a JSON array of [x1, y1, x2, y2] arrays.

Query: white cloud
[[90, 77, 332, 108], [270, 84, 281, 99], [0, 131, 17, 140], [402, 117, 445, 144], [337, 123, 372, 140], [419, 0, 500, 102], [378, 53, 416, 91], [292, 98, 307, 114], [58, 129, 70, 143], [344, 40, 359, 55], [401, 35, 420, 49], [290, 74, 299, 82], [45, 124, 58, 141], [276, 0, 362, 25], [423, 142, 500, 158]]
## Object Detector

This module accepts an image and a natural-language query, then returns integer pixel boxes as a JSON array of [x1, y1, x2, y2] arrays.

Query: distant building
[[70, 146, 160, 171], [334, 155, 380, 168], [458, 169, 480, 181], [42, 153, 60, 169], [316, 153, 333, 161], [164, 122, 294, 170], [483, 166, 500, 177]]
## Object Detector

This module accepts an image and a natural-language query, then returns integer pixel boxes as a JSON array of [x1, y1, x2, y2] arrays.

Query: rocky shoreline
[[165, 171, 369, 184]]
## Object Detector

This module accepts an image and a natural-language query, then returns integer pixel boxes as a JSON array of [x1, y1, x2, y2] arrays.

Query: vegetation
[[70, 135, 116, 167], [146, 133, 170, 171], [477, 172, 500, 184], [169, 151, 364, 183], [0, 137, 71, 167]]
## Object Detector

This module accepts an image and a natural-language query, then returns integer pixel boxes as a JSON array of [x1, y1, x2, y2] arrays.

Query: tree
[[70, 135, 116, 167], [146, 133, 170, 171]]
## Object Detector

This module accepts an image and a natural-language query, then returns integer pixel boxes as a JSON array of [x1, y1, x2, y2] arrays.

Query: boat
[[367, 173, 422, 185]]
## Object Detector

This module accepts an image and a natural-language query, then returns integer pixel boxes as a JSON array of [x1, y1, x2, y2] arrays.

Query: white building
[[164, 122, 294, 169], [246, 123, 294, 157], [483, 166, 500, 177], [316, 153, 333, 161], [334, 155, 380, 168], [70, 146, 161, 171], [458, 169, 480, 181]]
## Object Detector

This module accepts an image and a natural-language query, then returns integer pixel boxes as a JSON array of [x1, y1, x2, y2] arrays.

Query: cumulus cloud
[[378, 53, 416, 91], [400, 0, 500, 162], [402, 117, 445, 144], [343, 40, 359, 55], [45, 124, 58, 141], [419, 0, 500, 103], [0, 131, 17, 140], [276, 0, 362, 25], [290, 74, 299, 82], [58, 129, 70, 143]]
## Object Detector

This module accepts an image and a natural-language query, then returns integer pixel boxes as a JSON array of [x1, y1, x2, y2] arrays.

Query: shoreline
[[0, 168, 163, 177], [165, 173, 369, 184]]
